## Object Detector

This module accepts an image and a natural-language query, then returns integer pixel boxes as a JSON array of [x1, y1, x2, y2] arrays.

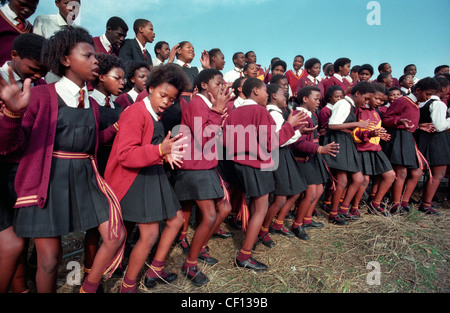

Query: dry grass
[[49, 186, 449, 294]]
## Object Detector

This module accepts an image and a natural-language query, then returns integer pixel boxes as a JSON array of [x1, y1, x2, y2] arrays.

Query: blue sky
[[29, 0, 449, 80]]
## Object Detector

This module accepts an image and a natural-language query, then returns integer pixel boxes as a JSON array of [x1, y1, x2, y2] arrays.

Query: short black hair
[[378, 62, 389, 73], [324, 85, 344, 103], [133, 19, 150, 34], [358, 64, 374, 76], [388, 86, 401, 93], [154, 41, 168, 55], [333, 57, 351, 73], [93, 53, 124, 86], [296, 86, 321, 105], [208, 48, 223, 59], [376, 72, 391, 83], [244, 51, 255, 59], [231, 76, 247, 96], [12, 33, 47, 61], [232, 52, 244, 61], [41, 27, 94, 77], [146, 63, 191, 94], [304, 58, 321, 71], [399, 74, 412, 83], [351, 81, 376, 95], [269, 74, 287, 85], [271, 60, 287, 72], [434, 75, 449, 89], [106, 16, 128, 32], [193, 68, 222, 92], [242, 77, 265, 98], [372, 82, 388, 95], [267, 83, 283, 101], [351, 65, 361, 73], [124, 61, 150, 91], [414, 77, 440, 92], [403, 64, 416, 74], [434, 65, 449, 75]]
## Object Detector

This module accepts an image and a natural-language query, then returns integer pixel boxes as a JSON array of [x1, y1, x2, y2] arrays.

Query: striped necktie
[[15, 18, 26, 31], [105, 96, 111, 107], [78, 89, 86, 108]]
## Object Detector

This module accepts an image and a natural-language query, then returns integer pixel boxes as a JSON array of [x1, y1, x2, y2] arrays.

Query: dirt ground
[[23, 181, 450, 294]]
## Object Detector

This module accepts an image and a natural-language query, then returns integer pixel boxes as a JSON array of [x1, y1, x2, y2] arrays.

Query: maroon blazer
[[92, 36, 120, 56], [0, 10, 33, 65]]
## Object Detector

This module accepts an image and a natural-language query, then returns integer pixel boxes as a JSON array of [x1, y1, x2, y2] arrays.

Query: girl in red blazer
[[105, 64, 189, 293], [0, 28, 125, 293]]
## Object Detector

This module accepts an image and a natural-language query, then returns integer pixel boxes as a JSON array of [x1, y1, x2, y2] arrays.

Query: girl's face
[[406, 65, 417, 76], [101, 67, 125, 96], [254, 84, 268, 106], [384, 74, 393, 87], [212, 52, 225, 71], [63, 42, 99, 86], [303, 91, 321, 112], [308, 63, 321, 77], [131, 67, 150, 93], [244, 63, 258, 78], [388, 90, 402, 103], [10, 0, 38, 20], [272, 65, 285, 76], [293, 57, 304, 71], [273, 88, 287, 108], [329, 89, 344, 104], [353, 91, 373, 108], [177, 42, 195, 63], [277, 77, 290, 95], [340, 63, 351, 76], [358, 70, 372, 82], [369, 91, 384, 108], [246, 52, 256, 63], [415, 88, 436, 103], [400, 75, 414, 88], [201, 74, 223, 100], [148, 83, 179, 115], [383, 63, 392, 74]]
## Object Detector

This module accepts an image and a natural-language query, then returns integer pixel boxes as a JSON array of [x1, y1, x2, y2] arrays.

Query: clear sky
[[29, 0, 449, 80]]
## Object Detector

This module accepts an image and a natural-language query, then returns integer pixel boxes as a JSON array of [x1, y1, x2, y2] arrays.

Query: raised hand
[[168, 43, 179, 63], [287, 110, 308, 129], [210, 84, 232, 112], [160, 131, 188, 169], [0, 68, 31, 113], [319, 141, 339, 157], [200, 50, 210, 69]]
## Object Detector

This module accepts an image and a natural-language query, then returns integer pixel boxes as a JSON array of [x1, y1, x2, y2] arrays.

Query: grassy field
[[46, 183, 450, 295]]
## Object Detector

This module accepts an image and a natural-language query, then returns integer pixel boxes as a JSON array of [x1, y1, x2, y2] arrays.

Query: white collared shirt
[[328, 95, 355, 125], [401, 86, 411, 95], [135, 38, 146, 55], [143, 97, 159, 121], [224, 67, 244, 83], [233, 96, 245, 108], [33, 14, 68, 38], [1, 3, 19, 25], [333, 73, 344, 82], [100, 34, 113, 53], [241, 99, 258, 107], [55, 76, 89, 108], [0, 61, 22, 87], [127, 89, 139, 102], [152, 58, 164, 66], [307, 74, 321, 84], [89, 89, 116, 108], [176, 59, 190, 68], [267, 104, 301, 146], [197, 93, 213, 109], [422, 95, 450, 132]]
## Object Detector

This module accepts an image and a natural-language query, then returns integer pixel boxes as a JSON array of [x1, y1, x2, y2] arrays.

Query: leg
[[33, 237, 63, 293], [258, 195, 286, 246], [420, 165, 447, 214], [292, 186, 317, 240], [401, 167, 423, 208], [83, 228, 101, 273], [176, 201, 194, 254], [0, 226, 25, 293], [329, 171, 349, 225], [390, 165, 407, 211]]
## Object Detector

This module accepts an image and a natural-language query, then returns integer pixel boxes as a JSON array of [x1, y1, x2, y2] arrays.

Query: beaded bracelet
[[3, 107, 23, 119]]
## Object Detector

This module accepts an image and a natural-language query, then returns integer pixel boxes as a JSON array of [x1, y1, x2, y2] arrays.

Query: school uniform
[[104, 98, 180, 223], [415, 95, 450, 166], [353, 106, 393, 176], [0, 4, 33, 65], [295, 74, 320, 94], [118, 38, 152, 66], [382, 94, 421, 169], [223, 99, 295, 197], [321, 73, 351, 94], [172, 94, 226, 201], [89, 89, 122, 176], [291, 107, 329, 185], [33, 13, 71, 39], [267, 104, 308, 196], [286, 69, 307, 94], [322, 96, 362, 172], [0, 77, 122, 242], [318, 102, 333, 142], [400, 86, 411, 95], [115, 88, 139, 110], [92, 34, 120, 56], [152, 58, 164, 66], [224, 67, 244, 84]]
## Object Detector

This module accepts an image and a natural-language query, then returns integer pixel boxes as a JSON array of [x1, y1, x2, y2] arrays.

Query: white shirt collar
[[307, 74, 321, 83], [135, 38, 146, 53], [344, 95, 355, 107], [127, 89, 139, 102], [234, 96, 245, 108], [241, 99, 258, 107], [325, 103, 334, 109], [333, 73, 344, 82], [143, 97, 159, 121], [100, 34, 112, 52], [55, 76, 89, 108], [1, 4, 18, 24], [197, 94, 213, 109], [1, 61, 21, 84], [176, 59, 191, 68], [295, 106, 312, 117], [234, 67, 243, 73], [266, 104, 282, 113], [56, 13, 68, 27], [407, 93, 417, 103], [89, 89, 116, 108]]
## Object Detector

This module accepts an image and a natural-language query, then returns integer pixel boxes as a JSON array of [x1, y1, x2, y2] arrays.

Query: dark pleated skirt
[[359, 150, 393, 176], [382, 129, 419, 169], [297, 154, 329, 185], [120, 164, 181, 223], [234, 163, 275, 198], [273, 147, 308, 196], [0, 163, 18, 232], [416, 130, 450, 166], [216, 159, 238, 187], [322, 130, 362, 172], [173, 168, 224, 201]]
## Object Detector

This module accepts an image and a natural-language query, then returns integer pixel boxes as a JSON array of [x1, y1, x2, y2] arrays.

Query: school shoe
[[339, 210, 360, 221], [212, 228, 234, 239], [144, 272, 178, 288], [321, 203, 332, 213], [235, 257, 268, 271], [328, 213, 348, 225], [368, 203, 390, 217], [175, 237, 190, 255], [269, 226, 295, 237], [260, 233, 276, 248], [302, 220, 324, 229], [225, 215, 242, 230], [182, 266, 210, 287], [418, 205, 441, 216], [198, 250, 219, 265], [389, 204, 407, 216], [292, 225, 310, 240]]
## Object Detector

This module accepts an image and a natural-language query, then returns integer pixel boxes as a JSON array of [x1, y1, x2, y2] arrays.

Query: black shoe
[[225, 215, 242, 230], [182, 266, 209, 287], [212, 229, 234, 239], [368, 203, 390, 217], [328, 213, 349, 225], [302, 220, 324, 229], [321, 203, 331, 213], [258, 233, 276, 248], [235, 257, 268, 271], [144, 272, 178, 288], [389, 204, 407, 215], [198, 251, 218, 265], [175, 237, 190, 255], [269, 226, 295, 237], [292, 225, 310, 240], [418, 206, 441, 216]]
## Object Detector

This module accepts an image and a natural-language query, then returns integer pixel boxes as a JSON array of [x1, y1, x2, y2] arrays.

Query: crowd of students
[[0, 0, 449, 293]]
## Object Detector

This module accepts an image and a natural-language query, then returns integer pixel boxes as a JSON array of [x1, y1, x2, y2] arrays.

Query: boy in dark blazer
[[119, 18, 154, 66]]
